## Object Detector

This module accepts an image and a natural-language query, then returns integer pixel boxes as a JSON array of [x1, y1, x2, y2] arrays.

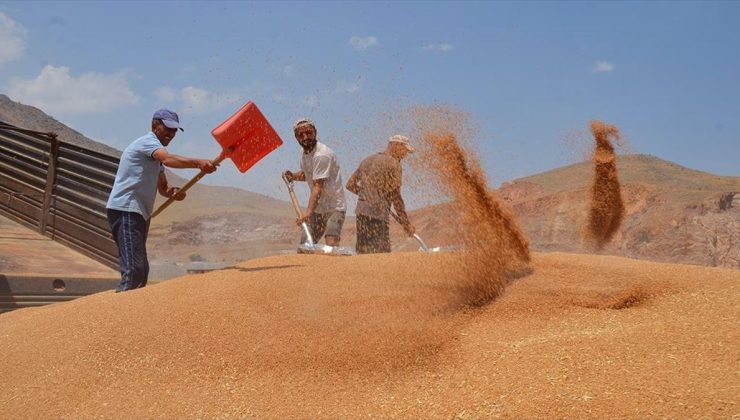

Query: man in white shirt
[[283, 118, 347, 247]]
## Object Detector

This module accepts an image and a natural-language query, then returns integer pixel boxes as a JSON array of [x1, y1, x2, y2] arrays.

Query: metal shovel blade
[[413, 234, 442, 253], [390, 210, 442, 253], [297, 243, 356, 256], [294, 221, 355, 256]]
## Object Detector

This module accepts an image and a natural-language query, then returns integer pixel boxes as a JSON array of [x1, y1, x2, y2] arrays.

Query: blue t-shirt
[[106, 132, 165, 219]]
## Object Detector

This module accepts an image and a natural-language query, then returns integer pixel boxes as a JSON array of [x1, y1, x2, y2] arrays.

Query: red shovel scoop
[[151, 101, 283, 218]]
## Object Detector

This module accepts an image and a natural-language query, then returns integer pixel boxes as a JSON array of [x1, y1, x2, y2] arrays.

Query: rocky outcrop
[[719, 192, 737, 211], [399, 155, 740, 269]]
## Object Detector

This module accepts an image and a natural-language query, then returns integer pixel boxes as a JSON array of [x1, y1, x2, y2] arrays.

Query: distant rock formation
[[395, 154, 740, 269], [719, 192, 736, 211]]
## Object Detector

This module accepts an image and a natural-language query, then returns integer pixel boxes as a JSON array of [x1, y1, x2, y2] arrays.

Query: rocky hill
[[0, 94, 121, 157], [398, 154, 740, 269]]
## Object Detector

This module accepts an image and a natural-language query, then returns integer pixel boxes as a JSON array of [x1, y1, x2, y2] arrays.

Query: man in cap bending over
[[283, 119, 347, 247], [346, 135, 416, 254], [106, 109, 217, 292]]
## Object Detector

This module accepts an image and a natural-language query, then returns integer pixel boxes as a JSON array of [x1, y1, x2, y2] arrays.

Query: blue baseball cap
[[152, 108, 184, 131]]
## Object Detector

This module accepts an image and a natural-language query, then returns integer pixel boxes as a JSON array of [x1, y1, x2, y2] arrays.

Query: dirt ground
[[0, 251, 738, 418], [0, 215, 118, 278]]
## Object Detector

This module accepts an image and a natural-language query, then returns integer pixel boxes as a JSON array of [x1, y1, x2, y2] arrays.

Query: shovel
[[281, 173, 355, 256], [152, 101, 284, 218], [390, 210, 441, 253]]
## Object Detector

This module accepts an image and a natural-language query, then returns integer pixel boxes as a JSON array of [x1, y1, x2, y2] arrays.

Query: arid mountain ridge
[[408, 154, 739, 268], [1, 94, 738, 271], [0, 94, 121, 157]]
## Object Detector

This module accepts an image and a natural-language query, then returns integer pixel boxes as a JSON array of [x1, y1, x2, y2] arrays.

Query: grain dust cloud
[[410, 106, 531, 305], [587, 120, 625, 249]]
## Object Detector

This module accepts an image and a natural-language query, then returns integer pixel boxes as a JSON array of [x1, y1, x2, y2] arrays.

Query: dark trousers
[[107, 209, 150, 292], [356, 215, 391, 254]]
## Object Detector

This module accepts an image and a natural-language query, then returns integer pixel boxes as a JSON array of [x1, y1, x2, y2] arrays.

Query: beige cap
[[389, 134, 414, 153]]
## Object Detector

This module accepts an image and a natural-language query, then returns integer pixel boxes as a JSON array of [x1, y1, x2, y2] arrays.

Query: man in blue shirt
[[106, 109, 217, 292]]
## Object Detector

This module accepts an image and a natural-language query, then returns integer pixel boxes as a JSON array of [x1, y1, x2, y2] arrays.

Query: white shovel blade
[[297, 243, 355, 256]]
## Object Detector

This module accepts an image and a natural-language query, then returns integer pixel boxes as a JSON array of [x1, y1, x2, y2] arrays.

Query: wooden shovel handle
[[281, 174, 315, 246], [286, 187, 304, 219], [282, 174, 304, 219], [151, 153, 227, 218]]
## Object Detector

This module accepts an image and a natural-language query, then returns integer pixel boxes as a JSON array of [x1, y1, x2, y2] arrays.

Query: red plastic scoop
[[152, 101, 283, 218], [211, 101, 284, 173]]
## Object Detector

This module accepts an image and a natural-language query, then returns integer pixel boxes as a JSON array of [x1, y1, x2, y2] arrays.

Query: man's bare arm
[[157, 172, 186, 200], [152, 148, 216, 172], [157, 171, 169, 196], [305, 178, 325, 216]]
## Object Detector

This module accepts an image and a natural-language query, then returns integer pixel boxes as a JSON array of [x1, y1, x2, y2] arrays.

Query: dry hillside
[[400, 154, 740, 269], [0, 94, 121, 157]]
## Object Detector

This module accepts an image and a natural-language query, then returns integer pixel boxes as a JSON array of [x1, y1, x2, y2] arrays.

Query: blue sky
[[0, 1, 738, 208]]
